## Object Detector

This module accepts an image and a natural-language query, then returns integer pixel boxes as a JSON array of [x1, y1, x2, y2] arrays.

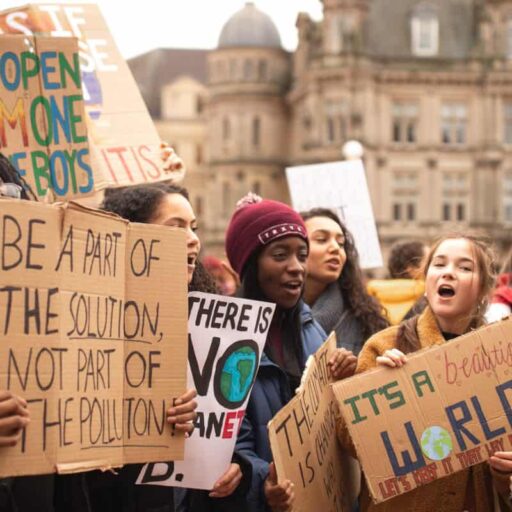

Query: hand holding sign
[[489, 451, 512, 473], [209, 462, 243, 498], [328, 348, 357, 380], [376, 348, 407, 368], [160, 142, 185, 182], [166, 388, 198, 435], [0, 391, 30, 447], [264, 462, 295, 512]]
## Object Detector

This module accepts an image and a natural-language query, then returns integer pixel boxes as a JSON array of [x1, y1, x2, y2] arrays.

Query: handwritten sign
[[332, 317, 512, 503], [0, 4, 168, 191], [0, 35, 92, 200], [286, 160, 383, 269], [0, 198, 188, 476], [137, 292, 275, 490], [268, 334, 350, 512]]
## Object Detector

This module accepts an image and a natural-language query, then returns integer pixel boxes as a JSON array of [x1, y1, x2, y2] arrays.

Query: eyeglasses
[[0, 183, 23, 199]]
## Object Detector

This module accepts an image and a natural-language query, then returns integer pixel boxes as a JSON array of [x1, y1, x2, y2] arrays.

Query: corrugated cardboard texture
[[0, 198, 187, 476], [0, 4, 167, 192], [268, 333, 349, 512], [333, 317, 512, 504]]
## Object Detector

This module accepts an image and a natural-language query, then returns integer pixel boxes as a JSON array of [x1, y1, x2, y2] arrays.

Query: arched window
[[223, 117, 231, 141], [411, 3, 439, 57], [507, 17, 512, 59], [252, 117, 261, 147], [258, 60, 267, 81], [243, 60, 254, 80]]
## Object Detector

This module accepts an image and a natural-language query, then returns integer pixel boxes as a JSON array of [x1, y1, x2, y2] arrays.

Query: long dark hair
[[301, 208, 389, 339], [397, 233, 495, 354], [0, 153, 36, 200], [101, 183, 217, 293]]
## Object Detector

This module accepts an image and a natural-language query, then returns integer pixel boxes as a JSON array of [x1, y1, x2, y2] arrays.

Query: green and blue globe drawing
[[421, 426, 453, 461], [215, 340, 259, 409]]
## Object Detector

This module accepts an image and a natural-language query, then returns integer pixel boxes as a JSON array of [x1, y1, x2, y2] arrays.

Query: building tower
[[205, 2, 291, 251]]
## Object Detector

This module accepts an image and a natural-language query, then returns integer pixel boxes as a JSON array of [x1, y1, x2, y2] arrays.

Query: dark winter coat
[[234, 302, 326, 512]]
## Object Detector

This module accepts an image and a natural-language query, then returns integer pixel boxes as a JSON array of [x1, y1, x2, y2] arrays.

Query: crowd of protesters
[[1, 149, 512, 512]]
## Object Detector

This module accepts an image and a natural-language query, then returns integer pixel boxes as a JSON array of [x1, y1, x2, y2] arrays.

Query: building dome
[[218, 2, 282, 49]]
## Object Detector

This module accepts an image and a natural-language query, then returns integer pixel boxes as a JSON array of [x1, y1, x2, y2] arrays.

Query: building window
[[243, 59, 253, 80], [217, 61, 226, 81], [441, 103, 467, 145], [326, 117, 335, 143], [392, 102, 419, 143], [196, 96, 204, 115], [252, 117, 261, 147], [442, 172, 468, 222], [324, 101, 349, 145], [504, 172, 512, 222], [505, 102, 512, 143], [258, 60, 267, 81], [229, 59, 237, 80], [393, 203, 402, 221], [407, 203, 416, 221], [196, 145, 203, 165], [252, 181, 261, 196], [411, 3, 439, 57], [222, 117, 231, 141], [391, 172, 419, 222], [507, 18, 512, 59], [456, 203, 465, 222], [442, 203, 451, 221]]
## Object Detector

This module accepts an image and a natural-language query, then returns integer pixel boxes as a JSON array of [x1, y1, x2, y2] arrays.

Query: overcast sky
[[1, 0, 324, 58]]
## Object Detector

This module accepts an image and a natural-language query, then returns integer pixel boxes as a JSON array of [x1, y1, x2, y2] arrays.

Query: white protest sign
[[137, 292, 275, 490], [286, 159, 383, 269]]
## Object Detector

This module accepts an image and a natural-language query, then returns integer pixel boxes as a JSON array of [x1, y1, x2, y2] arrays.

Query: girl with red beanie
[[225, 194, 327, 512]]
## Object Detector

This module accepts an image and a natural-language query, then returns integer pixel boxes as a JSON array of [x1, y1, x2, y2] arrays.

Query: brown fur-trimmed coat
[[341, 307, 510, 512]]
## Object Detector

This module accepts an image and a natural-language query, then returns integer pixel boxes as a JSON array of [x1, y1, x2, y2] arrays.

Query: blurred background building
[[129, 0, 512, 264]]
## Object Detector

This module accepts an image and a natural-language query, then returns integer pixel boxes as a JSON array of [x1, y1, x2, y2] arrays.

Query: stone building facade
[[129, 0, 512, 266]]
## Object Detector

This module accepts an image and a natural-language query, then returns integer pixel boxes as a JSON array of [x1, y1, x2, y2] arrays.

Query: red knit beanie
[[225, 194, 308, 277]]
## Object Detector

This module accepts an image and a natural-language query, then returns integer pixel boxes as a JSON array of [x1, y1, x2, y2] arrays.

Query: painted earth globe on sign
[[219, 344, 258, 405], [421, 426, 453, 461]]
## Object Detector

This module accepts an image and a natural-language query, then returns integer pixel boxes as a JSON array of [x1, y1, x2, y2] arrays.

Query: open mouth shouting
[[187, 253, 197, 274], [437, 284, 456, 299]]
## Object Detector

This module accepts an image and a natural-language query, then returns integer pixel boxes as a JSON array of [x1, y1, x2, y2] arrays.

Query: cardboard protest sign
[[332, 317, 512, 504], [0, 35, 92, 200], [0, 198, 188, 476], [137, 292, 275, 490], [268, 333, 350, 512], [286, 160, 382, 269], [0, 4, 170, 192]]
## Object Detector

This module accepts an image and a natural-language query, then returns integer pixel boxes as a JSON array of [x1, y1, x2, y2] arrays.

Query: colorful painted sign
[[0, 35, 92, 199], [137, 292, 275, 490], [332, 317, 512, 503], [0, 4, 168, 192]]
